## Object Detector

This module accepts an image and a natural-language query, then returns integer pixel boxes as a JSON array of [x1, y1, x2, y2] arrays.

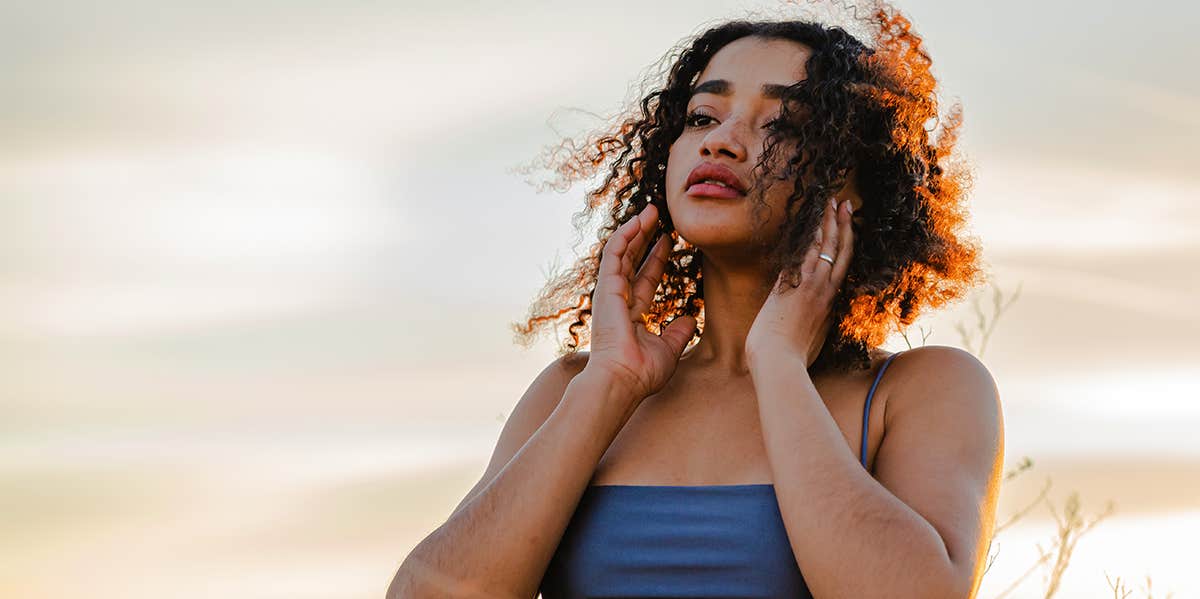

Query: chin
[[669, 200, 779, 249], [673, 223, 767, 259]]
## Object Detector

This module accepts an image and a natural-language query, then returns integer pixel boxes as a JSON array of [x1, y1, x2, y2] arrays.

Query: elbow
[[896, 547, 969, 599], [933, 561, 975, 599], [386, 555, 464, 599], [386, 556, 526, 599], [926, 533, 973, 599], [385, 559, 431, 599], [939, 580, 973, 599], [893, 572, 965, 599], [384, 568, 409, 599]]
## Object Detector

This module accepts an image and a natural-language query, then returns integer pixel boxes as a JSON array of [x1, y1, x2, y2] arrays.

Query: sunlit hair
[[511, 0, 986, 376]]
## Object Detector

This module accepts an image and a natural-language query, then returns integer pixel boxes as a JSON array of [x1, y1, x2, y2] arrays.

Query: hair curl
[[511, 0, 986, 377]]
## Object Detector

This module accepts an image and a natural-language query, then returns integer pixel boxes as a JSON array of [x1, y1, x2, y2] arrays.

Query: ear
[[840, 166, 864, 214]]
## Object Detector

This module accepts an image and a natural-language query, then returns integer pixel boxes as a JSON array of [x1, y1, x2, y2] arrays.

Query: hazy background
[[3, 1, 1197, 597]]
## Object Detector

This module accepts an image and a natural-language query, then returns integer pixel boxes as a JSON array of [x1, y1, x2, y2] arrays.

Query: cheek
[[760, 171, 804, 225], [761, 138, 800, 171], [665, 142, 688, 188]]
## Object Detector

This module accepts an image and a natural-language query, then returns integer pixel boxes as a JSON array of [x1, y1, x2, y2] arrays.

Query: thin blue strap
[[860, 351, 903, 468]]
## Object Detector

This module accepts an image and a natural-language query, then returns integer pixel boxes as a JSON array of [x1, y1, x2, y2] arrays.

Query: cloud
[[1070, 68, 1200, 131], [969, 155, 1200, 252]]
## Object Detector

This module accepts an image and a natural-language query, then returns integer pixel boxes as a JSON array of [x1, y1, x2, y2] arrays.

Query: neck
[[681, 251, 777, 376], [682, 249, 837, 377]]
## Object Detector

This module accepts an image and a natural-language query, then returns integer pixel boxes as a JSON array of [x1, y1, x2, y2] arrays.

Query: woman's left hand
[[746, 197, 856, 369]]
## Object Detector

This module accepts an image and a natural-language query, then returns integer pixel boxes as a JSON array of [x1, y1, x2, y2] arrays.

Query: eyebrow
[[688, 78, 793, 100]]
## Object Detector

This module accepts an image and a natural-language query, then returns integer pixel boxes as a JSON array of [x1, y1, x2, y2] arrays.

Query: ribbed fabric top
[[538, 351, 902, 599]]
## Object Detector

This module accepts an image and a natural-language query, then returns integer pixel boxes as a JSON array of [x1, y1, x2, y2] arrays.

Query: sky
[[2, 1, 1198, 598]]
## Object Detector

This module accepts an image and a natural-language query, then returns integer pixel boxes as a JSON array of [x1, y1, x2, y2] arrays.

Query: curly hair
[[510, 0, 986, 377]]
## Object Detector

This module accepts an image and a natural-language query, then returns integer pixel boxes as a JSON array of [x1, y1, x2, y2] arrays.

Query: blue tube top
[[538, 351, 902, 599]]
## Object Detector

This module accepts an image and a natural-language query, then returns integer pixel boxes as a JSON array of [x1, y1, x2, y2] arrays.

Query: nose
[[698, 118, 748, 161]]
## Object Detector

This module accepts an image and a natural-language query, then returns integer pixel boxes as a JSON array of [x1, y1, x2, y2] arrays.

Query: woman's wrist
[[577, 363, 643, 400], [746, 345, 809, 380], [560, 367, 644, 433]]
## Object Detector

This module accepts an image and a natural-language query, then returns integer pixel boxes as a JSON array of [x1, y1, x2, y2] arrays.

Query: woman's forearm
[[748, 351, 957, 599], [389, 371, 637, 599]]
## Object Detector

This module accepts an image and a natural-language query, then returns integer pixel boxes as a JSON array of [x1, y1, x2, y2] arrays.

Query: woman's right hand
[[584, 202, 698, 405]]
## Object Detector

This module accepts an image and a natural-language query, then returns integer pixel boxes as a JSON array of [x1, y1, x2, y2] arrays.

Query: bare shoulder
[[446, 350, 590, 519], [500, 349, 593, 451], [537, 350, 592, 402], [882, 344, 1001, 428], [873, 344, 1005, 596], [557, 349, 592, 378], [508, 349, 592, 428]]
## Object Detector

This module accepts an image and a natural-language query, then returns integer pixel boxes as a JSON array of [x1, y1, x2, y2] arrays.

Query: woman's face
[[665, 36, 813, 260]]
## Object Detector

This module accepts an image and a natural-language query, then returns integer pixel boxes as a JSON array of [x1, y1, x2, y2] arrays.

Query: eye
[[685, 110, 783, 132], [684, 110, 715, 128]]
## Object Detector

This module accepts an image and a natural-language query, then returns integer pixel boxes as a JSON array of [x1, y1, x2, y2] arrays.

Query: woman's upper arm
[[446, 351, 590, 520], [873, 345, 1004, 599]]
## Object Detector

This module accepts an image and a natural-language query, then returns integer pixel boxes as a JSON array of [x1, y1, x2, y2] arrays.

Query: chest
[[589, 361, 891, 486]]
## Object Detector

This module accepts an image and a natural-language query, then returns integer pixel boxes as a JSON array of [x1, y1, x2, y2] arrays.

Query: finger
[[816, 197, 839, 274], [601, 210, 642, 281], [830, 199, 855, 286], [621, 204, 659, 282], [801, 199, 831, 278], [631, 203, 660, 261], [594, 214, 647, 325], [801, 219, 823, 278], [629, 231, 670, 319], [660, 313, 699, 359]]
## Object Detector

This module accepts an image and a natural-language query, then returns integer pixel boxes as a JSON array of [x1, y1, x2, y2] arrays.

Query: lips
[[685, 162, 747, 196]]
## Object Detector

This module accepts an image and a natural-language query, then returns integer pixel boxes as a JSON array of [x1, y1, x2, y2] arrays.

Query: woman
[[389, 3, 1004, 598]]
